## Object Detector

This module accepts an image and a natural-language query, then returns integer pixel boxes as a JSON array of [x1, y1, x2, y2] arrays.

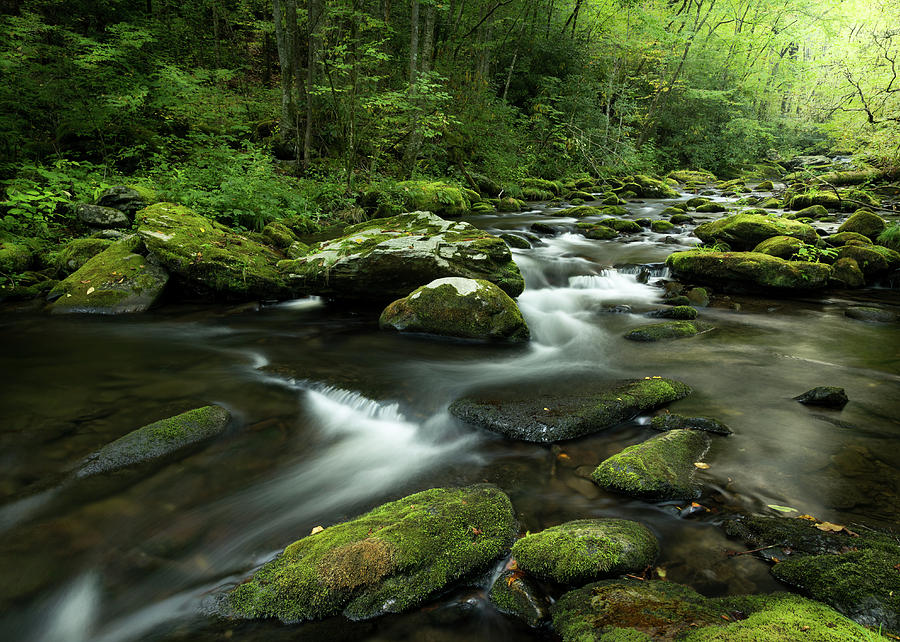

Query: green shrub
[[877, 223, 900, 252]]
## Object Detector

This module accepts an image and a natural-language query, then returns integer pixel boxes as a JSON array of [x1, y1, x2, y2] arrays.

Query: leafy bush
[[877, 223, 900, 252]]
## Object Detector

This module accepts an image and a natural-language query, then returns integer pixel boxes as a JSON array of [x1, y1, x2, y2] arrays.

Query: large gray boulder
[[379, 277, 529, 342], [276, 212, 525, 301], [76, 204, 131, 228]]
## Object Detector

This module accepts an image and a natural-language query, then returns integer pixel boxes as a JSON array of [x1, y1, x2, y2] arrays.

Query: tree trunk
[[304, 0, 324, 168], [273, 0, 299, 154]]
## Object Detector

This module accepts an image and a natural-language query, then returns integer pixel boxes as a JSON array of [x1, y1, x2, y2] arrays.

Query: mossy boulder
[[725, 515, 900, 634], [752, 235, 807, 259], [0, 238, 34, 274], [47, 236, 169, 314], [669, 213, 694, 224], [368, 181, 471, 218], [449, 378, 691, 443], [759, 197, 781, 209], [499, 233, 531, 249], [837, 210, 886, 239], [685, 197, 710, 209], [695, 213, 818, 250], [792, 204, 830, 220], [624, 320, 711, 342], [565, 206, 603, 217], [645, 305, 697, 320], [650, 220, 675, 233], [277, 212, 524, 301], [137, 203, 292, 301], [96, 185, 155, 218], [512, 519, 659, 586], [522, 178, 563, 196], [591, 429, 711, 501], [650, 413, 732, 434], [666, 251, 831, 290], [497, 196, 524, 212], [522, 187, 554, 201], [577, 224, 619, 240], [695, 202, 727, 213], [660, 206, 685, 216], [488, 569, 550, 627], [75, 405, 230, 479], [52, 238, 113, 275], [756, 180, 775, 190], [567, 190, 596, 201], [843, 189, 880, 211], [631, 175, 679, 199], [668, 170, 716, 184], [551, 579, 881, 642], [829, 257, 865, 288], [599, 218, 642, 234], [262, 221, 298, 249], [790, 191, 841, 210], [227, 485, 517, 622], [834, 244, 896, 277], [379, 277, 529, 342], [472, 201, 496, 213], [826, 231, 872, 247]]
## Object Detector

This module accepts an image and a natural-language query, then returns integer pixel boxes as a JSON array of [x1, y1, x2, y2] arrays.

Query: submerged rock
[[624, 320, 711, 341], [137, 203, 293, 301], [645, 306, 698, 320], [277, 212, 524, 301], [227, 485, 516, 622], [725, 515, 900, 634], [511, 519, 659, 585], [379, 277, 529, 342], [650, 413, 732, 434], [488, 570, 551, 627], [449, 378, 691, 443], [845, 306, 897, 323], [551, 579, 878, 642], [695, 213, 819, 250], [591, 429, 711, 500], [793, 386, 848, 408], [47, 236, 169, 314], [75, 405, 230, 479], [666, 250, 831, 290]]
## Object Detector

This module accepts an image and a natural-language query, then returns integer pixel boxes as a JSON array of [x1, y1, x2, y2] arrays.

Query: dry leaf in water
[[694, 462, 710, 469]]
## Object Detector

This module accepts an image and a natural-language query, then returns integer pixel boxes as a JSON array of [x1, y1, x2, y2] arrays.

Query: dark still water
[[1, 197, 899, 641]]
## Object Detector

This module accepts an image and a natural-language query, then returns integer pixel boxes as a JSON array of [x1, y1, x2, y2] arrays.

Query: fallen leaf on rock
[[693, 462, 710, 469], [798, 514, 817, 521], [86, 286, 95, 294], [310, 526, 324, 535], [815, 522, 846, 532]]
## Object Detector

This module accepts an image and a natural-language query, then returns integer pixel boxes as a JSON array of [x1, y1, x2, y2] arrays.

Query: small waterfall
[[33, 573, 100, 642]]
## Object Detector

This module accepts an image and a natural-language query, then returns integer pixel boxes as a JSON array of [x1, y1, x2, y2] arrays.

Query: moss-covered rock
[[696, 202, 727, 214], [488, 569, 551, 627], [0, 238, 33, 274], [591, 429, 711, 500], [75, 405, 230, 479], [551, 579, 882, 642], [756, 180, 775, 190], [47, 236, 169, 314], [650, 220, 676, 233], [724, 515, 900, 634], [631, 175, 680, 199], [650, 413, 732, 434], [262, 221, 298, 249], [660, 206, 685, 217], [368, 181, 471, 218], [666, 250, 831, 290], [825, 231, 872, 247], [834, 244, 895, 277], [599, 218, 643, 234], [512, 519, 658, 586], [837, 210, 886, 239], [829, 257, 865, 288], [695, 213, 818, 250], [52, 238, 113, 275], [277, 212, 524, 301], [577, 224, 619, 240], [624, 320, 711, 342], [497, 196, 524, 212], [379, 277, 529, 342], [450, 378, 691, 443], [599, 205, 629, 217], [789, 191, 841, 210], [522, 178, 563, 197], [668, 170, 716, 184], [759, 197, 781, 209], [522, 187, 554, 201], [472, 201, 496, 213], [843, 189, 880, 211], [752, 235, 807, 260], [567, 190, 595, 201], [137, 203, 293, 300], [499, 233, 531, 249], [792, 204, 830, 220], [645, 305, 698, 320], [96, 185, 154, 218], [565, 206, 603, 217], [669, 213, 694, 224], [686, 197, 711, 209], [228, 485, 517, 622]]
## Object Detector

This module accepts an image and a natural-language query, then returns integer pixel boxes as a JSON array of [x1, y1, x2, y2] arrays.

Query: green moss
[[686, 197, 711, 209], [577, 224, 619, 240], [523, 187, 555, 201], [790, 191, 841, 210], [568, 190, 596, 201], [227, 485, 517, 622], [666, 250, 831, 289], [669, 213, 694, 224], [876, 223, 900, 251], [752, 235, 806, 259], [599, 219, 642, 234], [837, 210, 886, 239], [650, 220, 675, 233], [51, 238, 113, 275], [756, 180, 775, 190], [631, 175, 680, 198], [647, 306, 697, 320], [0, 240, 33, 274], [511, 519, 659, 585], [696, 203, 727, 213], [566, 206, 604, 217], [387, 181, 471, 218], [759, 197, 781, 209], [835, 245, 892, 276], [668, 170, 716, 184], [262, 221, 298, 249], [695, 213, 818, 249], [522, 178, 562, 197], [497, 196, 523, 211], [826, 231, 872, 246], [591, 429, 711, 500], [488, 570, 551, 627], [600, 205, 629, 217], [624, 321, 709, 341]]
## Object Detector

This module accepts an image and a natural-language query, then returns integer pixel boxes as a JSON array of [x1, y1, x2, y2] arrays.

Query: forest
[[1, 1, 899, 641]]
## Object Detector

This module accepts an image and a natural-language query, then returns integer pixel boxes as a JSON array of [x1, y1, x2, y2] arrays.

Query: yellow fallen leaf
[[815, 522, 845, 532], [693, 462, 710, 469], [310, 525, 324, 535], [86, 286, 95, 295], [798, 514, 817, 521]]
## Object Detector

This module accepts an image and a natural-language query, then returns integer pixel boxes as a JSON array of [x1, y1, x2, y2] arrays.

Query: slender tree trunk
[[273, 0, 299, 154], [304, 0, 324, 168]]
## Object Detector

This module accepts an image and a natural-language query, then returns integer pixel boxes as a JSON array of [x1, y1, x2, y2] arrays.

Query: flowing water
[[1, 191, 899, 641]]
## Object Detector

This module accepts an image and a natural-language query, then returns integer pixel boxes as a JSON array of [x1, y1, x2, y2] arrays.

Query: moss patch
[[837, 210, 886, 239], [625, 321, 710, 342], [489, 569, 551, 627], [666, 250, 831, 290], [227, 485, 516, 622], [695, 213, 818, 250]]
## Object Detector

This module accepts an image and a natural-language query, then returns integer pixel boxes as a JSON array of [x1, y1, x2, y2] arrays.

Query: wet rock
[[96, 185, 154, 218], [724, 515, 900, 634], [499, 233, 531, 249], [511, 519, 659, 585], [137, 203, 293, 301], [598, 218, 643, 234], [379, 277, 529, 342], [792, 204, 830, 219], [531, 222, 557, 235], [666, 250, 831, 290], [845, 306, 897, 323], [576, 223, 618, 240], [605, 304, 633, 314], [665, 294, 692, 305], [695, 202, 727, 213], [629, 175, 679, 199], [591, 429, 711, 501], [669, 213, 694, 224], [47, 236, 169, 314], [829, 258, 866, 288], [449, 378, 691, 443], [685, 287, 710, 307], [226, 485, 516, 622], [551, 579, 875, 642], [75, 405, 230, 479], [488, 570, 551, 627], [837, 209, 886, 239], [695, 213, 819, 250], [650, 413, 732, 435], [276, 211, 524, 301], [651, 220, 676, 233], [788, 154, 831, 168], [564, 205, 603, 217], [624, 320, 712, 341], [686, 197, 710, 209], [794, 386, 848, 408], [669, 170, 717, 183], [790, 191, 842, 210], [645, 306, 698, 320], [75, 204, 131, 228]]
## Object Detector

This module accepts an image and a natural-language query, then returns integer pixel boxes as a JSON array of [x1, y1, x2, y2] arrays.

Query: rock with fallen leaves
[[226, 485, 517, 622], [725, 514, 900, 635], [551, 579, 883, 641], [449, 377, 692, 443], [276, 211, 525, 301], [488, 569, 551, 627], [511, 519, 659, 585], [47, 235, 169, 314], [591, 429, 711, 500]]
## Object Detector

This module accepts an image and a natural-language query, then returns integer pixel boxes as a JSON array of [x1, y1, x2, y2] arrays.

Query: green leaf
[[766, 504, 798, 513]]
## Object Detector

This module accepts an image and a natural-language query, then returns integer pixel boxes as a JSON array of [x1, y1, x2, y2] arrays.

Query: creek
[[1, 189, 898, 641]]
